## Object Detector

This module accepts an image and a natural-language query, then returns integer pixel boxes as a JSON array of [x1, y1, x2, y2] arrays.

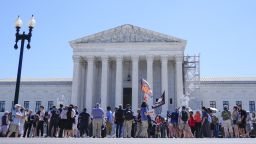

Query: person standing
[[211, 112, 219, 138], [1, 111, 10, 137], [36, 106, 45, 137], [201, 107, 210, 138], [48, 106, 60, 137], [221, 106, 233, 138], [123, 104, 134, 138], [65, 106, 74, 137], [19, 108, 26, 137], [238, 105, 247, 137], [59, 106, 68, 138], [31, 114, 39, 137], [179, 106, 191, 138], [135, 109, 142, 138], [251, 112, 256, 137], [170, 108, 179, 138], [73, 105, 79, 137], [232, 106, 239, 138], [7, 104, 23, 137], [245, 112, 251, 138], [23, 110, 33, 137], [58, 104, 67, 138], [194, 111, 202, 138], [91, 103, 104, 138], [78, 108, 90, 137], [140, 102, 149, 138], [106, 106, 113, 137], [115, 104, 124, 138], [188, 111, 196, 136], [44, 109, 50, 137]]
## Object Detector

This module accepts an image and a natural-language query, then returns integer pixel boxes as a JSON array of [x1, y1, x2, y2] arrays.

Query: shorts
[[9, 124, 19, 133], [179, 122, 190, 131]]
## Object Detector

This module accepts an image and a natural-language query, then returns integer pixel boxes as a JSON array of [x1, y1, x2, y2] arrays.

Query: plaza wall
[[0, 77, 256, 117]]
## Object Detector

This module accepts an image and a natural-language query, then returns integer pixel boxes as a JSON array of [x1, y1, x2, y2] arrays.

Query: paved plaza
[[0, 138, 255, 144]]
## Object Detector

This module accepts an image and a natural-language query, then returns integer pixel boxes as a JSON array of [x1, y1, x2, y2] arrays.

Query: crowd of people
[[1, 102, 256, 138]]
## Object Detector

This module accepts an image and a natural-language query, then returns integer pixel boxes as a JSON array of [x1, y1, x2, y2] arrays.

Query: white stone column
[[80, 61, 85, 109], [146, 55, 154, 107], [175, 55, 184, 108], [161, 55, 169, 114], [100, 56, 109, 110], [85, 56, 94, 113], [132, 55, 139, 110], [71, 56, 82, 107], [115, 56, 123, 107]]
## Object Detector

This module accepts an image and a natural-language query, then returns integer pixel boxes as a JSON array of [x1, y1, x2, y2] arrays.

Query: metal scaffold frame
[[183, 54, 201, 109]]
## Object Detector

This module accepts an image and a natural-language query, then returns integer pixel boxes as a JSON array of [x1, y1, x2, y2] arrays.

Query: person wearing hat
[[1, 111, 10, 136], [7, 104, 23, 137]]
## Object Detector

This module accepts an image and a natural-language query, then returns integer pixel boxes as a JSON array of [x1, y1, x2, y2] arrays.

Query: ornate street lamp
[[13, 15, 36, 105]]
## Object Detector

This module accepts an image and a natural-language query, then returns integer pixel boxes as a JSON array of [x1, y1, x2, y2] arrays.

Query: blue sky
[[0, 0, 256, 78]]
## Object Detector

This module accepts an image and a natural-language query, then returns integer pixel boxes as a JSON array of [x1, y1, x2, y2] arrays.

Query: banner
[[152, 91, 165, 109], [141, 79, 152, 96]]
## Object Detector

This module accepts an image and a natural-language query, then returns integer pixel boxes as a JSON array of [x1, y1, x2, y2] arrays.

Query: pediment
[[70, 24, 185, 44]]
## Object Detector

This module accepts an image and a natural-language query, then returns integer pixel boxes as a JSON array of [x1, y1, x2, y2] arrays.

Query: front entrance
[[123, 88, 132, 109]]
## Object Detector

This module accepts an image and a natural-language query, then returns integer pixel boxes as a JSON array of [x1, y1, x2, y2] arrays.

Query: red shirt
[[188, 116, 196, 127]]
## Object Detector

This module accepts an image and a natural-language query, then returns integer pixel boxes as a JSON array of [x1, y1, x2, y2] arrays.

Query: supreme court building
[[69, 24, 186, 113], [1, 24, 255, 116]]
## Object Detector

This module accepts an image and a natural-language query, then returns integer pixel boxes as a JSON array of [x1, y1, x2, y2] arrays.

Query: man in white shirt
[[7, 104, 23, 137]]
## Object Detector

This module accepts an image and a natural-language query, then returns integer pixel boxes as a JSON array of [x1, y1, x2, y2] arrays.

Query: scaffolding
[[183, 54, 201, 110]]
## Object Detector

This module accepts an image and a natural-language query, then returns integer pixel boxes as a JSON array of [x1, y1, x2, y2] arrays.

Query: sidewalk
[[0, 138, 255, 144]]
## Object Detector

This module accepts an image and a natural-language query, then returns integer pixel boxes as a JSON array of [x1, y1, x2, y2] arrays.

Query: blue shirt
[[106, 111, 113, 123], [140, 107, 148, 121], [91, 107, 104, 119], [171, 111, 179, 124]]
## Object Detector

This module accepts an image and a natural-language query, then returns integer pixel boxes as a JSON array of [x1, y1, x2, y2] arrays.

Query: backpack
[[181, 111, 188, 122], [222, 111, 230, 120], [125, 110, 134, 120]]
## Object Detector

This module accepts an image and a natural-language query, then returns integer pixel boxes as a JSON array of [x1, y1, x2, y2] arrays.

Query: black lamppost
[[13, 15, 36, 105]]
